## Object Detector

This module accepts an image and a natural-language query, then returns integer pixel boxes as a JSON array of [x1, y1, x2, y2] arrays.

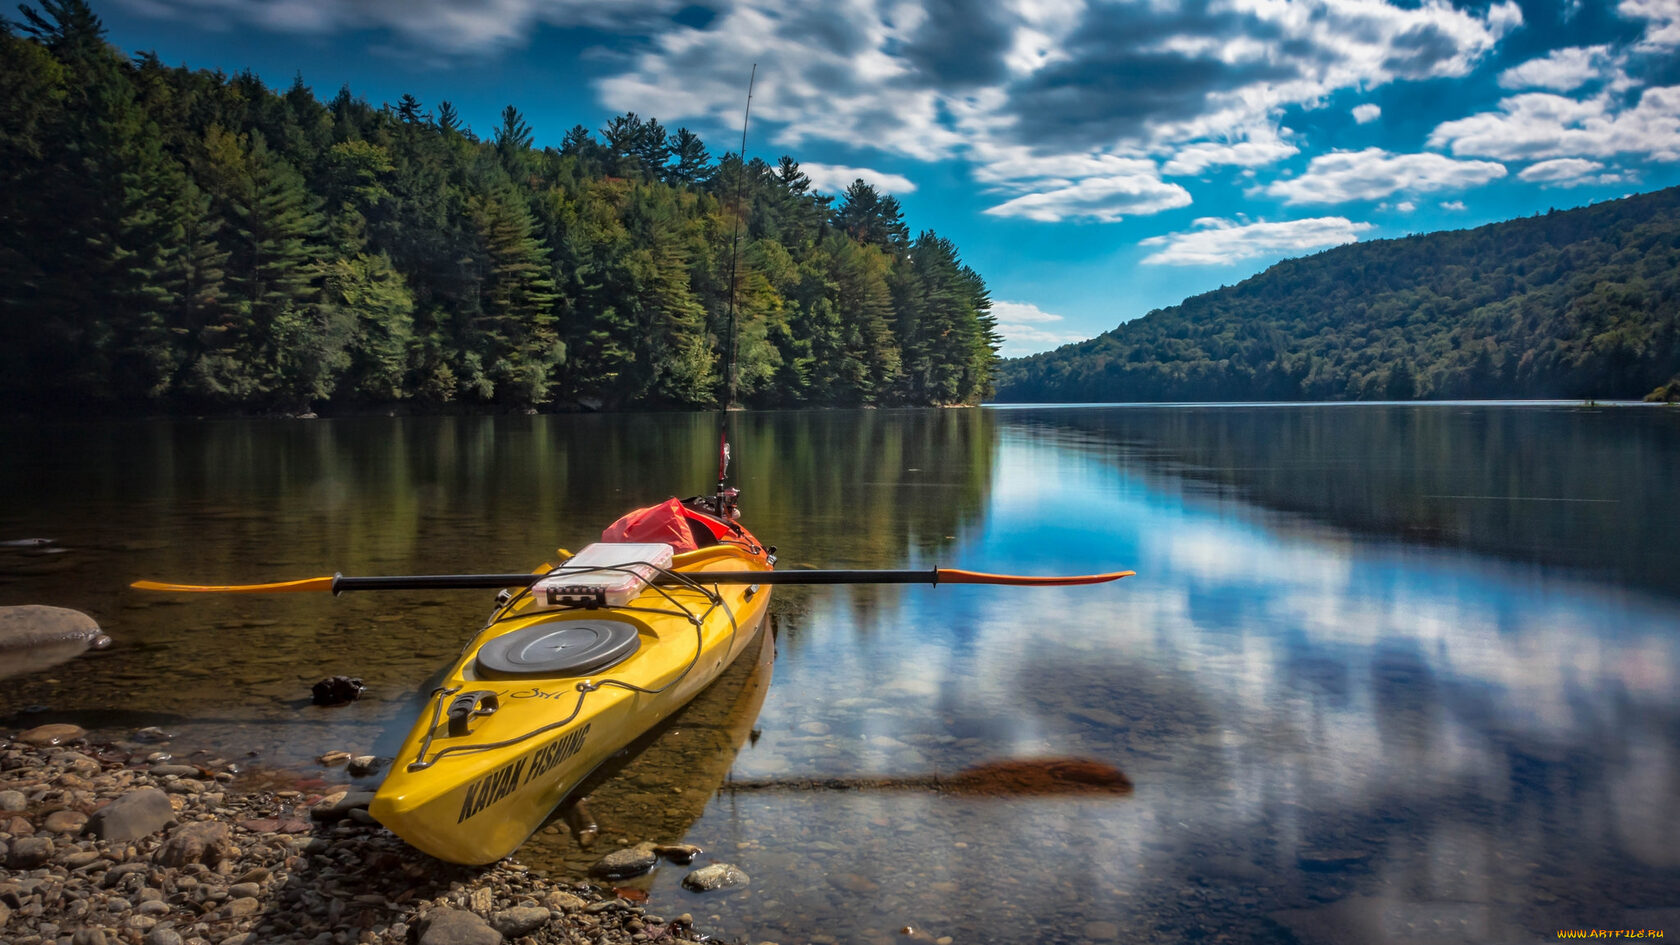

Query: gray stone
[[149, 765, 201, 778], [489, 905, 550, 937], [419, 908, 503, 945], [70, 929, 109, 945], [0, 606, 107, 680], [681, 863, 749, 892], [0, 789, 25, 812], [588, 843, 658, 879], [227, 883, 260, 899], [86, 788, 176, 842], [143, 930, 184, 945]]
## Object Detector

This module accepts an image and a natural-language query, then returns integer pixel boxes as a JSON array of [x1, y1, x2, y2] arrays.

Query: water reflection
[[2, 405, 1678, 944]]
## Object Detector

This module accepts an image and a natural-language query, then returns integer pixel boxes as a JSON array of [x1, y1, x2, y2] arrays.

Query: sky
[[86, 0, 1680, 358]]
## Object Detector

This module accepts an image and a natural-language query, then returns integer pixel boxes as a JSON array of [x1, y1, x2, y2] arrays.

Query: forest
[[996, 186, 1680, 403], [0, 1, 999, 415]]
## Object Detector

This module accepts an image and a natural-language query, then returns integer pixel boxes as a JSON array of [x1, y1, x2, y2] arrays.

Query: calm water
[[3, 405, 1678, 944]]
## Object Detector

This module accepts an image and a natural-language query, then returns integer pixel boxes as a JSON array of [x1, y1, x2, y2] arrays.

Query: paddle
[[131, 566, 1134, 595]]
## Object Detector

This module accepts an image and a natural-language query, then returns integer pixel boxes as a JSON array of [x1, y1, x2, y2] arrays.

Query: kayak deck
[[369, 540, 772, 864]]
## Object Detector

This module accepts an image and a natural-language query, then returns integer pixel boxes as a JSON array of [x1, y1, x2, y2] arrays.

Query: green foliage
[[0, 1, 998, 413], [996, 188, 1680, 403]]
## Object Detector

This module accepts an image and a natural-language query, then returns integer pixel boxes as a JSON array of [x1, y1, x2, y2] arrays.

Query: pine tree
[[667, 128, 711, 187], [469, 184, 561, 405], [494, 105, 533, 180]]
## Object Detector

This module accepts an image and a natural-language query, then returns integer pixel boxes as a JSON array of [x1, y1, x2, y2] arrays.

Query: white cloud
[[1352, 103, 1382, 124], [1140, 217, 1373, 266], [1498, 46, 1616, 92], [1440, 200, 1467, 210], [798, 163, 917, 195], [1621, 0, 1680, 49], [1161, 129, 1300, 176], [1518, 157, 1625, 186], [1266, 148, 1507, 204], [1396, 200, 1416, 212], [1519, 157, 1605, 181], [991, 301, 1086, 357], [1429, 87, 1680, 161], [981, 158, 1192, 222]]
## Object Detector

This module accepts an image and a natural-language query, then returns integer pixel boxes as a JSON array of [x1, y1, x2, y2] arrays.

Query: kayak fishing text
[[456, 723, 592, 823]]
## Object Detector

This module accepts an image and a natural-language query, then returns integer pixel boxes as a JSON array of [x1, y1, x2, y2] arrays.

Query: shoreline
[[0, 726, 748, 945]]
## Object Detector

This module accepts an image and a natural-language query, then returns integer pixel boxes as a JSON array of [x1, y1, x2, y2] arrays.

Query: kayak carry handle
[[446, 691, 499, 737]]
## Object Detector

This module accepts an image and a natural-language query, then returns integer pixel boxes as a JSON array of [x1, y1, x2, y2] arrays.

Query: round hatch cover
[[475, 620, 641, 678]]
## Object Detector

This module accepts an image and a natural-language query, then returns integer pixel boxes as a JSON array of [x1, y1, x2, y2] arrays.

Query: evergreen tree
[[469, 184, 561, 405], [434, 100, 461, 134], [667, 128, 711, 187], [833, 179, 909, 254], [0, 13, 999, 413], [493, 104, 533, 180]]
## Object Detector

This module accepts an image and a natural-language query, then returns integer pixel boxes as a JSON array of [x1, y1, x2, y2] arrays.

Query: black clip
[[446, 690, 500, 737]]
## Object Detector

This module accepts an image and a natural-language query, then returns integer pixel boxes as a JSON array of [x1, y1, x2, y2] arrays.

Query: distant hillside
[[995, 187, 1680, 403]]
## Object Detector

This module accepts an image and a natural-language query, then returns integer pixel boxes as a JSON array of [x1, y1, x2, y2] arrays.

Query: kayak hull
[[369, 540, 772, 864]]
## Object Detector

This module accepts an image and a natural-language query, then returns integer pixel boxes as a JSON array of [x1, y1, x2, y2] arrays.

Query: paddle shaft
[[333, 568, 1129, 592], [133, 567, 1134, 594]]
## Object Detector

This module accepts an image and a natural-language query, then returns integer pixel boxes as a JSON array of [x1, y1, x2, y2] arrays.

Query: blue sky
[[90, 0, 1680, 357]]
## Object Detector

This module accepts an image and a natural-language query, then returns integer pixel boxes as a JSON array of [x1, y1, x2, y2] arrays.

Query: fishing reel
[[690, 487, 741, 523]]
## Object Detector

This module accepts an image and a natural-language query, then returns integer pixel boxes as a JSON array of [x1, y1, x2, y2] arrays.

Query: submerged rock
[[681, 863, 749, 892], [0, 605, 109, 680], [589, 842, 659, 879], [18, 722, 87, 746], [311, 676, 365, 706]]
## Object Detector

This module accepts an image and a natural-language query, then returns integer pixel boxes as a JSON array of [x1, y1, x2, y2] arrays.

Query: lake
[[3, 404, 1678, 944]]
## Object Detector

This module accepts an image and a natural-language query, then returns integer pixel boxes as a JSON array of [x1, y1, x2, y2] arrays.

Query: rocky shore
[[0, 724, 758, 945]]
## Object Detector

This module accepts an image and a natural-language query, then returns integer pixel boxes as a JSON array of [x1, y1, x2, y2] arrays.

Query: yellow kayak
[[370, 499, 773, 864]]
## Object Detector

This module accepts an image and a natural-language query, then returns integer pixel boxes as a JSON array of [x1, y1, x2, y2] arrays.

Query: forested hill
[[995, 187, 1680, 404], [0, 1, 998, 415]]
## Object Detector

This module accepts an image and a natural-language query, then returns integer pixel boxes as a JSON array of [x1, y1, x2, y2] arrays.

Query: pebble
[[588, 843, 659, 879], [681, 863, 749, 892], [490, 905, 552, 937], [42, 809, 88, 833], [18, 723, 85, 746], [8, 835, 55, 868], [420, 908, 500, 945]]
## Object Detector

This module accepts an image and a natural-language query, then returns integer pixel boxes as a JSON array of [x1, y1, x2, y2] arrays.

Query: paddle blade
[[936, 568, 1135, 587], [130, 576, 336, 594]]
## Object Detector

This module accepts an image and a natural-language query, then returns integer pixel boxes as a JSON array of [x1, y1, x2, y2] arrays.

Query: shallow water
[[3, 405, 1678, 944]]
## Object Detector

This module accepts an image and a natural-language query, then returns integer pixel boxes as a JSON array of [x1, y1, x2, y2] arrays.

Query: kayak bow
[[369, 504, 773, 864]]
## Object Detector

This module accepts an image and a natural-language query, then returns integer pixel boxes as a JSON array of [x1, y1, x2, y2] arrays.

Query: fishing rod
[[715, 63, 757, 502]]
